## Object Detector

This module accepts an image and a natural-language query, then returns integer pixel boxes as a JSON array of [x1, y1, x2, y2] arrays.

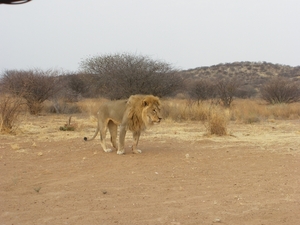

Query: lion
[[84, 94, 162, 154]]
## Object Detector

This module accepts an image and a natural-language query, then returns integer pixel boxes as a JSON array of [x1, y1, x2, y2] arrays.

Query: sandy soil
[[0, 114, 300, 225]]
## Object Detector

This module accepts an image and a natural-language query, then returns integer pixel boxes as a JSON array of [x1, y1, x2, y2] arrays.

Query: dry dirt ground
[[1, 114, 300, 225]]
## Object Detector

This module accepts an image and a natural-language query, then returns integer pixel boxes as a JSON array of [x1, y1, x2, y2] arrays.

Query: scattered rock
[[213, 218, 221, 223], [34, 187, 41, 193], [11, 144, 20, 150]]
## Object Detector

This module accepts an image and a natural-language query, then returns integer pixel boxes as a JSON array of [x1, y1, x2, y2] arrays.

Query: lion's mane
[[126, 95, 161, 132]]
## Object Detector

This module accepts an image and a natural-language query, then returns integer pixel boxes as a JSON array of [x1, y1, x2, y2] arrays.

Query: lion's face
[[141, 96, 162, 126], [144, 103, 162, 125]]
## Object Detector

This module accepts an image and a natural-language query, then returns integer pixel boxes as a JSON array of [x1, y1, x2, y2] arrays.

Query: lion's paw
[[117, 150, 125, 155], [133, 149, 142, 154], [104, 148, 113, 153]]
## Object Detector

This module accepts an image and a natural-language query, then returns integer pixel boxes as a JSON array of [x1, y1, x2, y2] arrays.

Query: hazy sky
[[1, 0, 299, 72]]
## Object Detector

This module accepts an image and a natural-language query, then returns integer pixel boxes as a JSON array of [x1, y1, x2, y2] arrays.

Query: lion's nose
[[158, 117, 162, 122]]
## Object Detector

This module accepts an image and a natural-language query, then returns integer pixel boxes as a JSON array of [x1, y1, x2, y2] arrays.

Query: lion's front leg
[[132, 131, 142, 154], [117, 125, 127, 155]]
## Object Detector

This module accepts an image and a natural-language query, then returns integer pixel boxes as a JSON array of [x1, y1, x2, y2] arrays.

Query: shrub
[[1, 69, 60, 114], [260, 77, 300, 104], [79, 53, 181, 99], [215, 78, 241, 107], [43, 100, 81, 114], [187, 79, 216, 104]]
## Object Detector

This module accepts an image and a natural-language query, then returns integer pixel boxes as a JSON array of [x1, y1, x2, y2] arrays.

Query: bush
[[44, 100, 82, 114], [1, 69, 61, 114], [215, 78, 240, 107], [79, 53, 181, 99], [260, 77, 300, 104], [187, 79, 216, 104]]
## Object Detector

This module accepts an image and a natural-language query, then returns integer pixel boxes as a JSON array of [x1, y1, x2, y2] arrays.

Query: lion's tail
[[83, 125, 99, 141]]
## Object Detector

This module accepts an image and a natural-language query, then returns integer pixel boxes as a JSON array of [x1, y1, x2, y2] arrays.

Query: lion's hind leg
[[99, 120, 112, 153], [108, 120, 118, 150]]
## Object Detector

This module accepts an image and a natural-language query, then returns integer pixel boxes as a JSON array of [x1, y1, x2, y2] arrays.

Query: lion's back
[[98, 99, 127, 122]]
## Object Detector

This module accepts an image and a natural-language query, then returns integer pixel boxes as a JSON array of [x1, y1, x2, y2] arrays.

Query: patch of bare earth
[[0, 114, 300, 225]]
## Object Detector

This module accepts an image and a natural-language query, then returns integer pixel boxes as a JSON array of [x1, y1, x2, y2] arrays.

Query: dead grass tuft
[[0, 95, 24, 133], [205, 106, 228, 136]]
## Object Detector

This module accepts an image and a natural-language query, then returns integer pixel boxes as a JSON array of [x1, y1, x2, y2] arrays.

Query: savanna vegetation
[[1, 53, 300, 134]]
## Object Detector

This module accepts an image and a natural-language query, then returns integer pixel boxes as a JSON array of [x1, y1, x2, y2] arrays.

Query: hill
[[179, 61, 300, 87]]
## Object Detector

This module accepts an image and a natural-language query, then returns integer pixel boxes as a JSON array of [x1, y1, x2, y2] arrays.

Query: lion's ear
[[142, 99, 149, 107]]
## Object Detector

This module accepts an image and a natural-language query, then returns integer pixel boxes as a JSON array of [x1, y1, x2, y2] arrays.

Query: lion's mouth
[[152, 118, 162, 124], [148, 117, 161, 125]]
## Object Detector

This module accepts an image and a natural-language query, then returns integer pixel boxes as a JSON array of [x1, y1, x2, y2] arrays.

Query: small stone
[[11, 144, 20, 150]]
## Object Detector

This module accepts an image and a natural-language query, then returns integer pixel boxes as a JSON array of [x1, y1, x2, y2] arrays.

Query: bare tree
[[235, 85, 257, 98], [1, 69, 60, 114], [79, 53, 181, 99], [187, 79, 216, 104], [260, 77, 300, 104], [215, 78, 240, 107], [66, 73, 87, 97]]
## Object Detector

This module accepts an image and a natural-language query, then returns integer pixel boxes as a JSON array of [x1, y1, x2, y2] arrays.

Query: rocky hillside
[[179, 61, 300, 87]]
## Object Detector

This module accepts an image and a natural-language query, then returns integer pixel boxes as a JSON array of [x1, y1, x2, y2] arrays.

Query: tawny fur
[[84, 94, 161, 154]]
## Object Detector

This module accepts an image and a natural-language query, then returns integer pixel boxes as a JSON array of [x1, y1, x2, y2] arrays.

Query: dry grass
[[3, 96, 300, 136], [59, 98, 300, 122], [230, 99, 300, 123], [162, 99, 228, 135], [0, 95, 25, 133], [76, 97, 300, 136], [161, 99, 210, 121]]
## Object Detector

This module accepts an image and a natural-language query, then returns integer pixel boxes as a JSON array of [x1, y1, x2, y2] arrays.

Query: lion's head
[[127, 95, 162, 132]]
